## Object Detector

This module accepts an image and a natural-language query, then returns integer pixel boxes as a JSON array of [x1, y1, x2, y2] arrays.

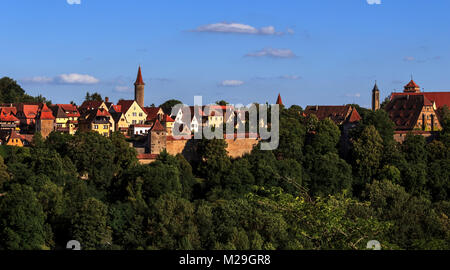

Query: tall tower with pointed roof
[[36, 103, 55, 138], [134, 66, 145, 108], [276, 93, 283, 106], [148, 119, 167, 155], [372, 82, 380, 111]]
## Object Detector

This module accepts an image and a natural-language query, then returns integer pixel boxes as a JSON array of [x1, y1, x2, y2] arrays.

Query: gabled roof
[[0, 107, 17, 115], [82, 108, 111, 123], [144, 107, 163, 121], [38, 103, 55, 120], [150, 119, 166, 132], [79, 101, 105, 111], [0, 112, 19, 122], [95, 107, 111, 117], [135, 66, 145, 85], [50, 105, 68, 119], [117, 100, 144, 114], [390, 92, 450, 109], [110, 111, 124, 123], [347, 107, 362, 123], [18, 104, 39, 119], [57, 104, 80, 118], [385, 95, 425, 130], [304, 105, 357, 125]]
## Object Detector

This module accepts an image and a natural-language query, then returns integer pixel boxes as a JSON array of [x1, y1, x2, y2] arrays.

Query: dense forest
[[0, 78, 449, 250]]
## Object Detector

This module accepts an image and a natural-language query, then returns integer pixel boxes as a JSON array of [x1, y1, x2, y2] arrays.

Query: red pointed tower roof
[[276, 93, 283, 105], [135, 66, 145, 85], [38, 103, 55, 120], [151, 119, 166, 132]]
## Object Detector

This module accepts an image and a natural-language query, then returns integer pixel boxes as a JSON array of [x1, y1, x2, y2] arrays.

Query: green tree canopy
[[0, 184, 47, 250], [160, 99, 183, 115]]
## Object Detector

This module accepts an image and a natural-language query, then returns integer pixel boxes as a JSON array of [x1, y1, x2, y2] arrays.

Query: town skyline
[[2, 0, 450, 108]]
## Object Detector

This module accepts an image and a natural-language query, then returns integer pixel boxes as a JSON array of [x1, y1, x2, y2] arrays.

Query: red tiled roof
[[162, 114, 174, 122], [276, 93, 283, 105], [0, 112, 19, 122], [385, 95, 425, 130], [144, 107, 162, 121], [0, 107, 17, 115], [38, 103, 55, 120], [57, 104, 80, 118], [117, 100, 141, 113], [135, 66, 145, 85], [304, 105, 356, 125], [95, 108, 111, 117], [20, 104, 39, 119], [347, 108, 362, 123], [111, 105, 122, 113], [150, 119, 166, 132], [405, 80, 420, 89], [390, 92, 450, 109], [79, 101, 104, 110]]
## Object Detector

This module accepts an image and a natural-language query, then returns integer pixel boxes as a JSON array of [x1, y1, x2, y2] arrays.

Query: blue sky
[[1, 0, 450, 108]]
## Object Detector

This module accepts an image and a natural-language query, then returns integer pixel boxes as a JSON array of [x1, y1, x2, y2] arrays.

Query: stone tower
[[36, 103, 55, 138], [372, 82, 380, 111], [134, 66, 145, 108], [148, 119, 167, 155]]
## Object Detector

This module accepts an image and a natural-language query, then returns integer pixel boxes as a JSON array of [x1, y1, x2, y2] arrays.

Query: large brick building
[[384, 79, 450, 142]]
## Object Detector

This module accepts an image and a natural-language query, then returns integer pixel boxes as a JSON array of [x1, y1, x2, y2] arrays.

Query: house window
[[104, 125, 108, 129], [140, 120, 144, 124], [132, 120, 137, 124], [133, 112, 137, 117], [94, 125, 98, 129], [139, 113, 143, 117]]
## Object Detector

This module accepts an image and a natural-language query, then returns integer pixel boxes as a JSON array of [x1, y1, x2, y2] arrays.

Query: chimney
[[105, 97, 109, 103], [316, 105, 319, 111]]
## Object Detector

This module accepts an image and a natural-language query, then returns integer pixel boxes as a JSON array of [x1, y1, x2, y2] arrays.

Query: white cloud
[[245, 48, 297, 58], [192, 22, 285, 35], [367, 0, 381, 4], [21, 76, 54, 84], [21, 73, 99, 85], [56, 73, 99, 84], [219, 80, 245, 87], [67, 0, 81, 5]]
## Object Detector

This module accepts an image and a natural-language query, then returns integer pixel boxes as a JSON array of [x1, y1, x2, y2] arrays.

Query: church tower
[[372, 82, 380, 111], [134, 66, 145, 108]]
